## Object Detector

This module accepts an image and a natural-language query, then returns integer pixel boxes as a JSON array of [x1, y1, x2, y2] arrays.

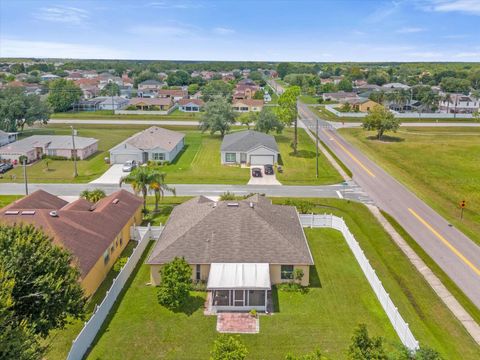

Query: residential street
[[298, 101, 480, 309]]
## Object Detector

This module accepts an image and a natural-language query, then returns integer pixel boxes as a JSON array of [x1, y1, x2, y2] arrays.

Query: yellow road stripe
[[322, 129, 376, 178], [408, 208, 480, 277]]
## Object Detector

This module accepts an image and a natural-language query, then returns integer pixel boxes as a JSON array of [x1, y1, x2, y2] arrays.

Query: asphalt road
[[298, 101, 480, 309]]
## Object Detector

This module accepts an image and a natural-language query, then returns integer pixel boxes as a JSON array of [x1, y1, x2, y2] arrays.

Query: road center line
[[408, 208, 480, 277], [336, 190, 343, 199], [321, 129, 376, 178]]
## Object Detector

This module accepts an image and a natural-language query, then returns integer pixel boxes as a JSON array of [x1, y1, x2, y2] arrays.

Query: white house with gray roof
[[109, 126, 185, 164], [220, 130, 279, 166], [147, 195, 314, 312]]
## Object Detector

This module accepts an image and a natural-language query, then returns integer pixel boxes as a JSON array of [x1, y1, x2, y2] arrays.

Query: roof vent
[[249, 202, 254, 209], [213, 202, 217, 208], [21, 210, 35, 215], [227, 203, 239, 207], [5, 210, 19, 215], [112, 199, 119, 204], [49, 210, 58, 217]]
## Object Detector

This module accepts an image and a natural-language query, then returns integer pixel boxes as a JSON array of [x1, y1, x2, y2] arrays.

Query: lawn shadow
[[366, 135, 405, 143], [288, 150, 316, 158], [171, 295, 204, 316], [169, 144, 190, 165], [309, 265, 322, 288], [271, 286, 280, 313]]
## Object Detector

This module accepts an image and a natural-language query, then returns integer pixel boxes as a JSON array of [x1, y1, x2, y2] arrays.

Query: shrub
[[220, 191, 236, 200], [211, 335, 248, 360], [249, 309, 257, 318], [113, 257, 128, 272], [157, 257, 192, 310], [294, 268, 304, 283]]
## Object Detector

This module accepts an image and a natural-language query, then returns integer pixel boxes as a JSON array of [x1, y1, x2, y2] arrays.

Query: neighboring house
[[138, 79, 165, 92], [439, 94, 479, 114], [147, 195, 314, 312], [233, 84, 260, 100], [97, 96, 129, 110], [0, 135, 98, 163], [109, 126, 185, 164], [157, 89, 188, 102], [382, 83, 411, 91], [178, 98, 204, 112], [40, 73, 60, 81], [127, 97, 173, 111], [0, 130, 17, 147], [322, 91, 359, 102], [220, 130, 279, 165], [0, 189, 143, 296], [343, 98, 380, 112], [232, 99, 264, 112], [73, 98, 105, 112]]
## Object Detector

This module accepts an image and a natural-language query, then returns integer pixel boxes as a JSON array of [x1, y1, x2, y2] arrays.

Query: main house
[[0, 135, 98, 163], [147, 195, 314, 312], [0, 189, 143, 296], [221, 130, 279, 165], [232, 99, 264, 112], [109, 126, 185, 164], [178, 98, 205, 112]]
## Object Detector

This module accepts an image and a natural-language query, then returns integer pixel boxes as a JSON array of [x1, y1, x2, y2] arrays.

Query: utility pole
[[23, 158, 28, 195], [315, 117, 319, 179], [71, 126, 78, 177]]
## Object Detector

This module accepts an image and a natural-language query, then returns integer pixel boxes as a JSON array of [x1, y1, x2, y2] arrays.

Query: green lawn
[[1, 125, 340, 185], [51, 110, 200, 120], [0, 195, 22, 207], [339, 127, 480, 247], [299, 94, 321, 104], [86, 229, 398, 360]]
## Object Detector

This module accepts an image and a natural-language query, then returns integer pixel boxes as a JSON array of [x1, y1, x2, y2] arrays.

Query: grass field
[[0, 195, 22, 207], [0, 125, 340, 185], [86, 228, 398, 360], [299, 94, 321, 104], [51, 109, 200, 120], [339, 127, 480, 247]]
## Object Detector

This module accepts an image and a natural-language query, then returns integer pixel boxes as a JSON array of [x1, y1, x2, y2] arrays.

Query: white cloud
[[128, 25, 195, 37], [423, 0, 480, 15], [0, 38, 129, 59], [146, 1, 203, 9], [34, 6, 89, 25], [366, 1, 402, 22], [396, 27, 426, 33], [453, 51, 480, 58], [212, 27, 235, 35]]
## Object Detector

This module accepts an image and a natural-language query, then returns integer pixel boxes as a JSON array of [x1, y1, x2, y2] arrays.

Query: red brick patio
[[216, 313, 259, 333]]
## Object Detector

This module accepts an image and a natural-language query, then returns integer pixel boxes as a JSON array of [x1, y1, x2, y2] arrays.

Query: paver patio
[[216, 313, 259, 334]]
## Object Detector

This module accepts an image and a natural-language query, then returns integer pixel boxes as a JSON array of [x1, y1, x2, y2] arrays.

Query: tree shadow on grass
[[171, 295, 205, 316], [366, 135, 405, 143], [288, 150, 316, 158]]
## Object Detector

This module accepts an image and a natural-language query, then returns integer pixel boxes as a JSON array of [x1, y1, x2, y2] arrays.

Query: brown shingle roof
[[0, 189, 143, 277], [178, 98, 204, 106], [232, 99, 264, 107], [128, 97, 172, 107], [147, 195, 313, 265], [112, 126, 185, 152]]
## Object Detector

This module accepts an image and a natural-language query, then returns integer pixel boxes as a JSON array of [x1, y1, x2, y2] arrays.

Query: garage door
[[112, 154, 139, 164], [250, 155, 274, 165]]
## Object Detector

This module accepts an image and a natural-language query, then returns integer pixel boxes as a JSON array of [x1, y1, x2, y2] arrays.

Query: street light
[[70, 126, 78, 177]]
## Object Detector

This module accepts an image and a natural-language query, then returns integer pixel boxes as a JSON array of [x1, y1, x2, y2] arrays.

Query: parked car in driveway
[[0, 163, 13, 174], [264, 164, 274, 175], [251, 167, 262, 177], [122, 160, 137, 172]]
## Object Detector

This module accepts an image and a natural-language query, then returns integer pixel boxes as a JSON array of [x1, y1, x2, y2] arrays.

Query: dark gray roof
[[221, 130, 279, 153], [147, 195, 314, 265], [139, 79, 163, 85]]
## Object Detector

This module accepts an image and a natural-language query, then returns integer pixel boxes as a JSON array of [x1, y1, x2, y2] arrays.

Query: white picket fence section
[[67, 224, 163, 360], [299, 213, 420, 351]]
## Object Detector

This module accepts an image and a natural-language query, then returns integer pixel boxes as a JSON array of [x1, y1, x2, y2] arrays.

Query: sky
[[0, 0, 479, 62]]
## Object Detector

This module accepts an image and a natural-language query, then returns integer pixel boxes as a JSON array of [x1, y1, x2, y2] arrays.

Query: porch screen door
[[234, 290, 244, 306]]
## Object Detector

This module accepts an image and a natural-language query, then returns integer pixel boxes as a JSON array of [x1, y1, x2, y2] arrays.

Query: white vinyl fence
[[299, 213, 420, 351], [67, 224, 163, 360], [325, 104, 474, 119]]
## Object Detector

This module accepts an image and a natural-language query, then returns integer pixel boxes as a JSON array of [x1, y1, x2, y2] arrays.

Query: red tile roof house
[[178, 98, 205, 112], [147, 195, 314, 313], [0, 189, 143, 296]]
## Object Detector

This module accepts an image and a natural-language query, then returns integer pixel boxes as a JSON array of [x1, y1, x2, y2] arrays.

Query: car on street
[[264, 164, 274, 175], [0, 163, 13, 174], [251, 167, 262, 177], [122, 160, 137, 172]]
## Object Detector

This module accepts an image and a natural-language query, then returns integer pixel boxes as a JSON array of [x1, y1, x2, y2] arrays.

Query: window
[[196, 264, 201, 281], [240, 107, 248, 111], [103, 250, 110, 264], [225, 153, 236, 163], [281, 265, 294, 280], [152, 153, 165, 161]]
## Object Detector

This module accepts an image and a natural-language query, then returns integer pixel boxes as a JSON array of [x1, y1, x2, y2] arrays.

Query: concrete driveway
[[90, 164, 126, 185], [247, 166, 281, 185]]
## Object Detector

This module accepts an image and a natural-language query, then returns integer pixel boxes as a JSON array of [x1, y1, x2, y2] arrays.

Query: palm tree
[[80, 188, 106, 202], [120, 167, 154, 210], [442, 93, 452, 113], [149, 171, 176, 212]]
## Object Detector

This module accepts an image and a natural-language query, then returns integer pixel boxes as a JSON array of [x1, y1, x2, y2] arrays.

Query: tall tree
[[120, 167, 155, 210], [149, 171, 176, 212], [166, 70, 191, 86], [157, 257, 192, 310], [201, 80, 234, 102], [99, 82, 120, 96], [254, 108, 284, 134], [348, 324, 387, 360], [0, 87, 50, 132], [200, 98, 237, 136], [47, 78, 82, 112], [277, 86, 301, 153], [80, 188, 106, 203], [0, 224, 85, 337], [362, 105, 399, 140]]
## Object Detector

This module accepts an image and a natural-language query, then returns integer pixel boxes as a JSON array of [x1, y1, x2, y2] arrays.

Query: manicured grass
[[0, 195, 22, 207], [319, 139, 352, 178], [86, 228, 398, 360], [270, 198, 480, 359], [275, 128, 343, 185], [339, 127, 480, 247], [51, 110, 199, 120], [299, 94, 321, 104]]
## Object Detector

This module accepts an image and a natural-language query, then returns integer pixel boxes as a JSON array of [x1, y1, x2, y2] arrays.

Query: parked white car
[[122, 160, 137, 172]]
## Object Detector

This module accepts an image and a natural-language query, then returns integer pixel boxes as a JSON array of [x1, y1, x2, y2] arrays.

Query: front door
[[240, 153, 247, 163], [234, 290, 244, 307], [142, 152, 149, 163]]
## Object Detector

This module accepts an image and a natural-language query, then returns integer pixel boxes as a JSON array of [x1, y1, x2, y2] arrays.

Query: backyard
[[50, 109, 201, 120], [339, 127, 480, 247], [0, 125, 341, 185]]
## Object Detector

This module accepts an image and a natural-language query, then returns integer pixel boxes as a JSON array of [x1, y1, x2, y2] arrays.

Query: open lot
[[0, 125, 341, 185], [339, 127, 480, 247], [51, 109, 200, 120]]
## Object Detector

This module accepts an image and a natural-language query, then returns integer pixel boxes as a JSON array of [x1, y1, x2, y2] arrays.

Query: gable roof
[[128, 97, 172, 107], [178, 98, 204, 106], [110, 126, 184, 152], [221, 130, 278, 153], [139, 79, 163, 86], [0, 189, 143, 277], [232, 99, 264, 107], [147, 195, 313, 265]]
